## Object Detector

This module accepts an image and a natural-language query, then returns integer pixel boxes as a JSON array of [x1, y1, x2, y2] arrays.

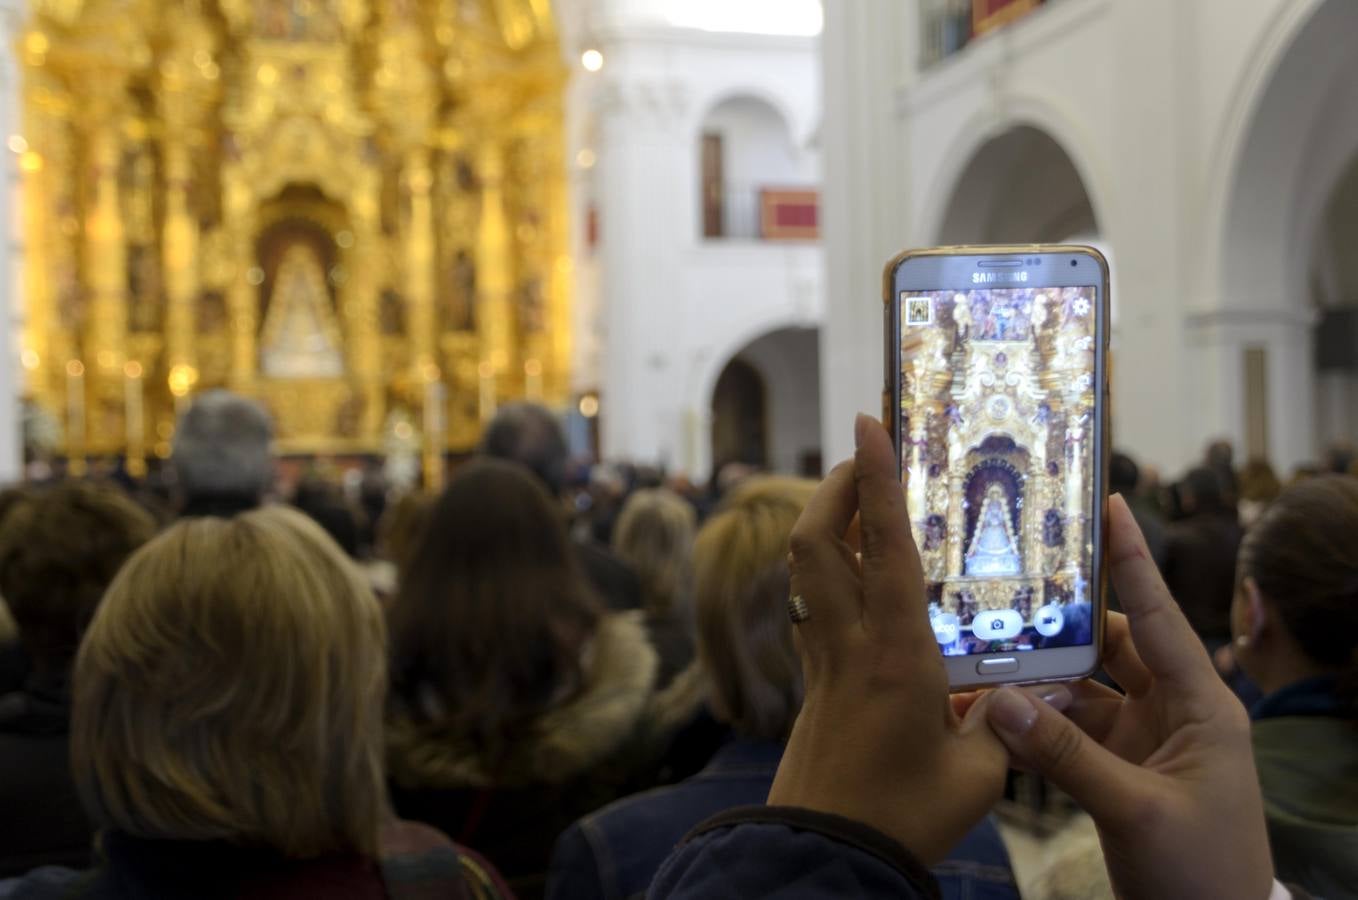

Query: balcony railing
[[703, 184, 820, 241], [920, 0, 1047, 68]]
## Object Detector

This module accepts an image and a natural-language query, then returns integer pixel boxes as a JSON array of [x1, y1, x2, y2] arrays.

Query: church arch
[[1213, 0, 1358, 460], [932, 124, 1099, 246], [706, 325, 822, 478]]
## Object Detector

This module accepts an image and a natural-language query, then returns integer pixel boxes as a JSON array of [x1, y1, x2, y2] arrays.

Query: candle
[[422, 367, 445, 492], [65, 359, 86, 476], [524, 358, 543, 401], [124, 361, 146, 477], [478, 361, 497, 421]]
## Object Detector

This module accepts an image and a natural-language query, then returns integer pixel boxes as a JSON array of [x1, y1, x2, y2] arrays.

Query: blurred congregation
[[0, 0, 1356, 898], [2, 389, 1356, 898]]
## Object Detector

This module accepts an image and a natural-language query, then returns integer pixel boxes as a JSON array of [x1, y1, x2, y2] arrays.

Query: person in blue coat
[[650, 414, 1309, 900], [548, 477, 1015, 900]]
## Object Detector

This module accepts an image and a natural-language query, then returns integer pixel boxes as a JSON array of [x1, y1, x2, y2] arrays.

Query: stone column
[[542, 116, 572, 404], [475, 141, 515, 389], [347, 170, 384, 437], [595, 76, 689, 464], [223, 163, 257, 392], [1023, 460, 1046, 576], [404, 146, 437, 377], [946, 432, 966, 577], [907, 411, 929, 539], [820, 0, 919, 466], [82, 84, 128, 381], [1064, 414, 1086, 578], [946, 470, 965, 577], [160, 134, 197, 380]]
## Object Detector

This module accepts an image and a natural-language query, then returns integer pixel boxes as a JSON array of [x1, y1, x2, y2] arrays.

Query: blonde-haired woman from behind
[[1, 506, 508, 899], [613, 488, 698, 689]]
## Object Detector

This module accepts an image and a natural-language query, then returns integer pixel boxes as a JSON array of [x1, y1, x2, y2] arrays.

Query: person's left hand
[[767, 414, 1009, 864]]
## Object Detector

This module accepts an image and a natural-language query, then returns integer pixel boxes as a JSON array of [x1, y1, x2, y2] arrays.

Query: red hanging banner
[[973, 0, 1043, 37]]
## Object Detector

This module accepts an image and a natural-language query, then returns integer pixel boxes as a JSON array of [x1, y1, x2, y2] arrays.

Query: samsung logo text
[[971, 271, 1029, 284]]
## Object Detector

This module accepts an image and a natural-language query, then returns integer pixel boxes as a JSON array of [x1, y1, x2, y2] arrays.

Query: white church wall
[[569, 17, 823, 477], [822, 0, 1358, 477]]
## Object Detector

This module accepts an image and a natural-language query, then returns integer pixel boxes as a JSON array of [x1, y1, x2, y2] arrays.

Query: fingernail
[[854, 413, 872, 449], [1036, 684, 1073, 713], [987, 687, 1039, 735]]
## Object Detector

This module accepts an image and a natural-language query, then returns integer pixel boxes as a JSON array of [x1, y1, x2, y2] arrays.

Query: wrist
[[769, 753, 953, 864]]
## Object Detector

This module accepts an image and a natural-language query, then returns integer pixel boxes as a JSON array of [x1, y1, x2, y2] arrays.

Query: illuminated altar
[[17, 0, 571, 479], [900, 287, 1097, 621]]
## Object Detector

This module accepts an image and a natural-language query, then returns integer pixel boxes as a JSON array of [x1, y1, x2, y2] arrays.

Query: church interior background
[[0, 0, 1354, 494], [16, 0, 571, 486]]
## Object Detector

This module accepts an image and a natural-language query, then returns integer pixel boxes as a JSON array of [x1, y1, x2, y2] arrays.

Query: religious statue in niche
[[198, 292, 228, 334], [443, 248, 476, 332], [517, 276, 545, 333], [258, 244, 345, 379], [380, 289, 407, 337], [127, 245, 162, 332], [964, 484, 1022, 576], [968, 292, 1032, 342]]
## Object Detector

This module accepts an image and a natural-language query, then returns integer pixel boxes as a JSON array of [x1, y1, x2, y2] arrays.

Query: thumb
[[984, 687, 1139, 827]]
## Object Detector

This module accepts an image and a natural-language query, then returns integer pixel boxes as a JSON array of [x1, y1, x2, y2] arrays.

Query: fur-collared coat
[[386, 611, 658, 899]]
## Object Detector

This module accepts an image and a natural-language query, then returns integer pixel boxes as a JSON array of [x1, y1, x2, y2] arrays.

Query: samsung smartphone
[[883, 245, 1109, 690]]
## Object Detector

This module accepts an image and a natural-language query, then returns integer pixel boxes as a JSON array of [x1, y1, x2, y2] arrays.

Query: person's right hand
[[984, 495, 1274, 900]]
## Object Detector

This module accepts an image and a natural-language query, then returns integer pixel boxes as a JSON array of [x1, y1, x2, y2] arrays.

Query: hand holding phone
[[884, 245, 1110, 689], [983, 497, 1274, 900], [769, 413, 1009, 864]]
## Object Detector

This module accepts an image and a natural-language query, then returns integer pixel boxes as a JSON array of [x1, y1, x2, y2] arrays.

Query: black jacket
[[574, 541, 641, 611], [1162, 513, 1242, 642], [0, 674, 94, 878]]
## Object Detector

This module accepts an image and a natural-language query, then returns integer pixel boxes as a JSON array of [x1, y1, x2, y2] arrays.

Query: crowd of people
[[0, 391, 1354, 899]]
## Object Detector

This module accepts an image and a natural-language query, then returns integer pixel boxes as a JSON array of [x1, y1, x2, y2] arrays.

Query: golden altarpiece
[[900, 288, 1097, 637], [17, 0, 571, 479]]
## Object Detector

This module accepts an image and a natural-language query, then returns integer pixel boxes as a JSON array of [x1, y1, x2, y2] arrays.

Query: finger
[[788, 459, 862, 635], [1108, 495, 1215, 687], [950, 690, 986, 721], [852, 414, 927, 639], [1100, 612, 1152, 697], [984, 686, 1147, 827], [1058, 680, 1127, 745]]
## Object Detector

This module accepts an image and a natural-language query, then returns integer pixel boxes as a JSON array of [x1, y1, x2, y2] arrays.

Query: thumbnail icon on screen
[[903, 294, 933, 326]]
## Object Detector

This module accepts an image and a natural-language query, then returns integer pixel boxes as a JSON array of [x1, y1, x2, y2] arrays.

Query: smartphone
[[883, 245, 1109, 690]]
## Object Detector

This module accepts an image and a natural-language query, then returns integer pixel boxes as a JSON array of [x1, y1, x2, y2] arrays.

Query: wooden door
[[701, 132, 724, 238]]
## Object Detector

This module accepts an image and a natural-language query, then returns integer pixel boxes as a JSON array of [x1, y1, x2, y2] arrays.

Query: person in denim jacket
[[548, 476, 1017, 900]]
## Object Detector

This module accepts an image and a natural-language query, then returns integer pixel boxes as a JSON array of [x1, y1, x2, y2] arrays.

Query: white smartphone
[[884, 245, 1109, 690]]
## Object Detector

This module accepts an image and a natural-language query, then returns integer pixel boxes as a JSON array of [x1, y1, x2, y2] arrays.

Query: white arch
[[1213, 0, 1358, 314], [687, 313, 818, 426], [1199, 0, 1329, 308], [917, 96, 1114, 247], [690, 84, 815, 150]]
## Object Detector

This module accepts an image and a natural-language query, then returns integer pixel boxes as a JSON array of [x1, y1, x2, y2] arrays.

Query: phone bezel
[[884, 244, 1110, 691]]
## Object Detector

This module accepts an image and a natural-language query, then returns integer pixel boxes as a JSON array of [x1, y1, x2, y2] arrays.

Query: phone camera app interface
[[898, 286, 1097, 656]]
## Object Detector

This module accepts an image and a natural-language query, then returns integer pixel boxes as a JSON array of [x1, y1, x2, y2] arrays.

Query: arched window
[[699, 96, 815, 239]]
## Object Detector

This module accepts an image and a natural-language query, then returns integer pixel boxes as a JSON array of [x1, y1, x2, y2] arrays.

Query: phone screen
[[896, 285, 1099, 657]]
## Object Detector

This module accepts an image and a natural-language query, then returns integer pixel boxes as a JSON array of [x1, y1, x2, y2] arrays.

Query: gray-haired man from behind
[[171, 390, 275, 518]]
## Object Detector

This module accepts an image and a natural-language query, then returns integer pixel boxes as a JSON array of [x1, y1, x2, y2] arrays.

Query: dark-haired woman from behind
[[1230, 474, 1358, 895], [386, 459, 658, 898]]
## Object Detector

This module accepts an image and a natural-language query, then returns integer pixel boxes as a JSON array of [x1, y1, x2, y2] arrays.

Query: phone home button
[[976, 658, 1020, 676]]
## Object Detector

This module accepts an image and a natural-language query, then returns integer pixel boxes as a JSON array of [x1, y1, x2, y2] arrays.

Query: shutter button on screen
[[976, 658, 1020, 676]]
